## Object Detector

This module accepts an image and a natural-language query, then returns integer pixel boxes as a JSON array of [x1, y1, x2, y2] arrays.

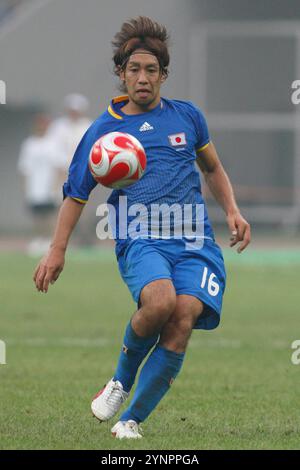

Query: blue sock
[[120, 345, 185, 423], [113, 321, 159, 393]]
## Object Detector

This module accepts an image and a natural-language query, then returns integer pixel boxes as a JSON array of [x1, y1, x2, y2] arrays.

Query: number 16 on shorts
[[201, 267, 220, 297]]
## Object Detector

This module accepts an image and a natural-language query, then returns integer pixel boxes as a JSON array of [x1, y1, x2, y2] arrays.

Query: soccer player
[[33, 17, 251, 439]]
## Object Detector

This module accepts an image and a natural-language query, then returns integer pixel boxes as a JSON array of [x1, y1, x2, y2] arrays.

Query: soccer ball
[[88, 132, 147, 189]]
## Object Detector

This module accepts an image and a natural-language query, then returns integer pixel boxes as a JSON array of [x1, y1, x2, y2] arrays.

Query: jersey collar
[[108, 95, 129, 120], [108, 95, 163, 120]]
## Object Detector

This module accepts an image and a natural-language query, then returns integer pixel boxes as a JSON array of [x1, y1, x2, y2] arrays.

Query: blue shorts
[[117, 237, 226, 330]]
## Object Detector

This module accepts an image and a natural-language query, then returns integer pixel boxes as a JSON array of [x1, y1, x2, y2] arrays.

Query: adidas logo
[[139, 122, 154, 132]]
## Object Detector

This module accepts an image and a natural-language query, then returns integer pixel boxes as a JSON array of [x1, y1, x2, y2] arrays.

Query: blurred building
[[1, 0, 300, 235], [0, 0, 23, 25]]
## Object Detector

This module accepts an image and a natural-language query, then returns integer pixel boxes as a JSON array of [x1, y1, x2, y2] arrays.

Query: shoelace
[[106, 383, 127, 407], [127, 421, 143, 436]]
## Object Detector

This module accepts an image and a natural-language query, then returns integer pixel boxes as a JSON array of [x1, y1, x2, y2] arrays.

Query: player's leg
[[92, 279, 176, 422], [113, 240, 226, 437], [113, 278, 177, 392], [159, 294, 203, 352], [91, 239, 176, 422], [117, 295, 203, 427]]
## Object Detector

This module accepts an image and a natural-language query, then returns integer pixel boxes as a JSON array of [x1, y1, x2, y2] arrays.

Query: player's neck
[[121, 97, 161, 115]]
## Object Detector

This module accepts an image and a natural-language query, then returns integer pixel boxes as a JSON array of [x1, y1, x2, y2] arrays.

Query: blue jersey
[[63, 95, 215, 257]]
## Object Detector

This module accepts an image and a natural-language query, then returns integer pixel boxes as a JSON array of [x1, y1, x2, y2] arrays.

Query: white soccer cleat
[[91, 378, 129, 422], [111, 420, 143, 439]]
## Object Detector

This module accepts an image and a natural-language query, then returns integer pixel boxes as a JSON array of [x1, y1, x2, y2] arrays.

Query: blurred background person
[[18, 113, 65, 255], [49, 93, 94, 245], [49, 93, 92, 177]]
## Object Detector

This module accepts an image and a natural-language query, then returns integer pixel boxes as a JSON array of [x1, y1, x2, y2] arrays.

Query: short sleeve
[[62, 121, 100, 204], [188, 102, 210, 152]]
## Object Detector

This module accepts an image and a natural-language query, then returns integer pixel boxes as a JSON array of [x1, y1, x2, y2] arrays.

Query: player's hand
[[227, 211, 251, 253], [33, 247, 65, 293]]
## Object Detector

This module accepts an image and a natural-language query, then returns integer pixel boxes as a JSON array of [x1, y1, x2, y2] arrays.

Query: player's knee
[[145, 294, 176, 326], [141, 280, 176, 320], [155, 293, 176, 316], [132, 285, 176, 336], [161, 307, 199, 343]]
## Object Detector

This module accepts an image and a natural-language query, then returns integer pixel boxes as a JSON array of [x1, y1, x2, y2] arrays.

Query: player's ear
[[118, 65, 125, 83], [160, 72, 167, 83]]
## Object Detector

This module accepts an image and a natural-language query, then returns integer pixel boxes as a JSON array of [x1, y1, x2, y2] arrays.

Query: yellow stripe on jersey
[[112, 94, 129, 104], [108, 104, 123, 120], [72, 197, 88, 204], [196, 142, 210, 153]]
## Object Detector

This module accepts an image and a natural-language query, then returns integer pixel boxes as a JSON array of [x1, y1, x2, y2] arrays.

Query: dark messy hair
[[112, 16, 170, 80]]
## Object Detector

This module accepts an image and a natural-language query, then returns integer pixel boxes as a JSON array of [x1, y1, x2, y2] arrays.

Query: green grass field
[[0, 248, 299, 450]]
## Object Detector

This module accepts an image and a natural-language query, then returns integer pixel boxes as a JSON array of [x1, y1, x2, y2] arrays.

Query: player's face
[[121, 53, 165, 108]]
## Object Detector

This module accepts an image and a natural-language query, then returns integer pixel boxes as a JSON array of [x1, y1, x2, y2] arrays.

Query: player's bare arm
[[196, 141, 251, 253], [33, 197, 84, 293]]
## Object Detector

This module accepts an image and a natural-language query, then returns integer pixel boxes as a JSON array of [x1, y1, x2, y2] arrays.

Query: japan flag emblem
[[168, 132, 187, 147]]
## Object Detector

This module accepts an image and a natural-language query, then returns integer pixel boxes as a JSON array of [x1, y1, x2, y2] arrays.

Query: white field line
[[5, 337, 111, 348], [4, 337, 291, 350]]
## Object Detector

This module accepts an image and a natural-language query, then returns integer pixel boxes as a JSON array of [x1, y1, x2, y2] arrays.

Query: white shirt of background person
[[49, 93, 92, 171], [18, 116, 65, 206]]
